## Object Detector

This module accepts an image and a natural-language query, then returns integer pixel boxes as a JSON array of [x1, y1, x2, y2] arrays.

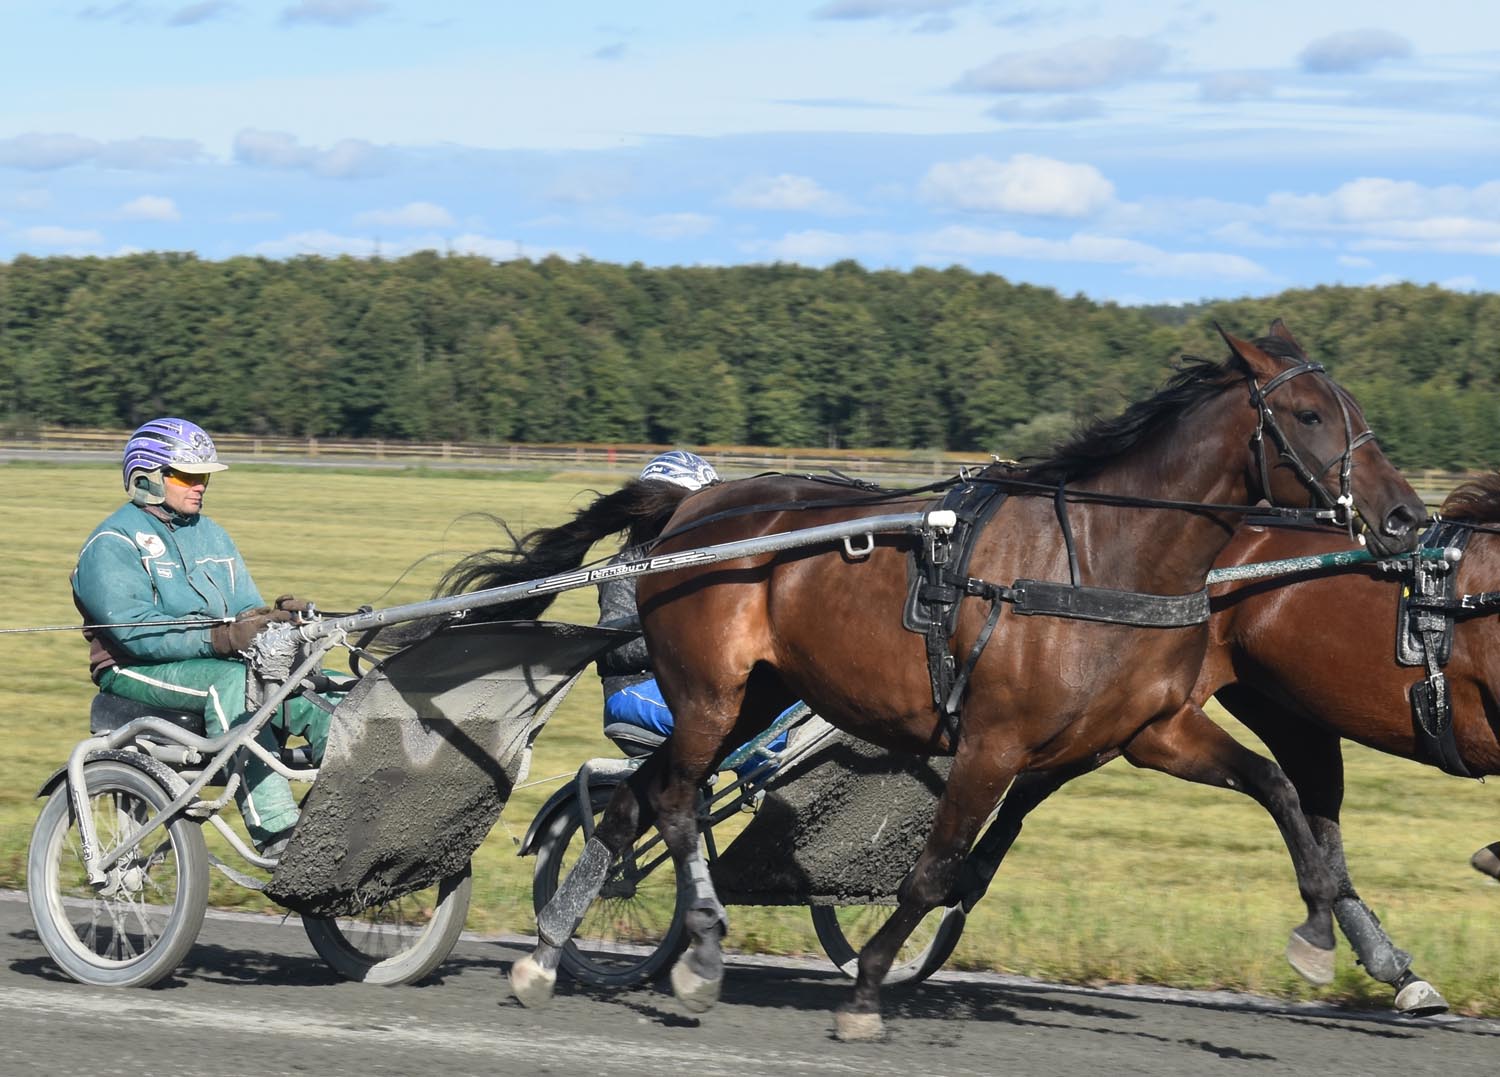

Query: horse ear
[[1268, 319, 1305, 355], [1214, 322, 1280, 380]]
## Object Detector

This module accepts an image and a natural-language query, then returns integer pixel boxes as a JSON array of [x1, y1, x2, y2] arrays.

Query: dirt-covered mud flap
[[266, 620, 629, 917], [711, 733, 952, 905]]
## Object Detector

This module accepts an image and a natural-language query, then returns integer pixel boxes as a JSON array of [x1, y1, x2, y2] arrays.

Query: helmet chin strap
[[129, 469, 167, 507]]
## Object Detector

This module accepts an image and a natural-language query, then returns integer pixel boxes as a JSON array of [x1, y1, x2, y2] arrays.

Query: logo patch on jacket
[[135, 532, 167, 558]]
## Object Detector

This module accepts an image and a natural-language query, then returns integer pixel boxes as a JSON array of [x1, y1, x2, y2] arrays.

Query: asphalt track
[[3, 891, 1498, 1077]]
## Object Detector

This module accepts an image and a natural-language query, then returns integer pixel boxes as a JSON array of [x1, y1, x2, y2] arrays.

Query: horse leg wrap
[[1335, 897, 1412, 984], [537, 836, 613, 948], [683, 852, 728, 934]]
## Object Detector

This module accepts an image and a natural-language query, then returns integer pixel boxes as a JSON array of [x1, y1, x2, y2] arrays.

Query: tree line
[[2, 251, 1497, 470]]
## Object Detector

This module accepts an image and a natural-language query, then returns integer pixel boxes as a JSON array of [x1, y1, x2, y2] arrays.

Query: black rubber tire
[[531, 783, 689, 988], [810, 902, 966, 986], [27, 760, 209, 988], [302, 864, 473, 985]]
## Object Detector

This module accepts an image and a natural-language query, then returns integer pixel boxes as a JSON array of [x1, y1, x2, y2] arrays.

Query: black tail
[[436, 479, 690, 620]]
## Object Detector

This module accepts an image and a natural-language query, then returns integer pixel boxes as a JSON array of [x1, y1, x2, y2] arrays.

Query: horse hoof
[[1470, 843, 1500, 880], [671, 958, 722, 1014], [834, 1009, 885, 1042], [1394, 979, 1449, 1017], [1285, 929, 1335, 985], [508, 955, 557, 1008]]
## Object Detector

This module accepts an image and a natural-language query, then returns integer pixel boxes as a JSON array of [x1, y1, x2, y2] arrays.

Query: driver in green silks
[[71, 417, 333, 855]]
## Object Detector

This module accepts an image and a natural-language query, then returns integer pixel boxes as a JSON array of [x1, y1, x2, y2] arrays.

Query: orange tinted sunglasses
[[164, 469, 210, 488]]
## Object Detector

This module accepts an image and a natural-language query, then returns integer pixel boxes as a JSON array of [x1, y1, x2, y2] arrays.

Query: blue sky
[[1, 0, 1497, 304]]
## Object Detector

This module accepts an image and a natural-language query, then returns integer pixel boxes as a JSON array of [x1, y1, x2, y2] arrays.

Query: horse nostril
[[1383, 504, 1420, 538]]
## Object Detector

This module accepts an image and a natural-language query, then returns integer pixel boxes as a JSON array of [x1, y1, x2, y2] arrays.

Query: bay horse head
[[1218, 319, 1423, 557]]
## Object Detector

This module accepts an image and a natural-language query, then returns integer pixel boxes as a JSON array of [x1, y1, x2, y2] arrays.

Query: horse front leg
[[958, 754, 1117, 912], [1122, 704, 1339, 985], [1220, 685, 1449, 1016], [837, 743, 1018, 1042], [508, 750, 663, 1007]]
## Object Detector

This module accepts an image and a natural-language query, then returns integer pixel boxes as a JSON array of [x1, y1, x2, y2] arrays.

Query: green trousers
[[100, 659, 333, 842]]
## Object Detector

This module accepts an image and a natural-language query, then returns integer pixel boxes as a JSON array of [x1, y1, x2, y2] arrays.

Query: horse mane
[[1024, 347, 1255, 484], [1439, 473, 1500, 522]]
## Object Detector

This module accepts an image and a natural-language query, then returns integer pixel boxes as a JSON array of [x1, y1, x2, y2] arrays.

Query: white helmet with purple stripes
[[638, 450, 719, 491], [122, 417, 228, 505]]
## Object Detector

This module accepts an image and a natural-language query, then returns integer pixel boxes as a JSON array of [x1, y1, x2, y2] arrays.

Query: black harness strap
[[1396, 520, 1476, 778]]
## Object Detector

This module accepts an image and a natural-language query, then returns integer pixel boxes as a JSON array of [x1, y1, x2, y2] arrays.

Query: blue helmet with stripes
[[122, 418, 228, 505], [639, 450, 719, 491]]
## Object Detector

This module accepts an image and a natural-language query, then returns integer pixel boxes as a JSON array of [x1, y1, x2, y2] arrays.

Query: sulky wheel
[[302, 864, 473, 985], [531, 783, 689, 988], [810, 902, 966, 986], [28, 760, 210, 988]]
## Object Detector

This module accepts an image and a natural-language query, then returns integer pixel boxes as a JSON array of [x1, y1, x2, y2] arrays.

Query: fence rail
[[0, 426, 1474, 499]]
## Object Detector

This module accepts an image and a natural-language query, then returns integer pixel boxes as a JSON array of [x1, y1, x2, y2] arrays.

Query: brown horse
[[473, 322, 1423, 1039], [955, 483, 1500, 1017]]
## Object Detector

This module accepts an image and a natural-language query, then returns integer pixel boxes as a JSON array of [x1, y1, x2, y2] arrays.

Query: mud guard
[[265, 620, 629, 917], [710, 732, 951, 906]]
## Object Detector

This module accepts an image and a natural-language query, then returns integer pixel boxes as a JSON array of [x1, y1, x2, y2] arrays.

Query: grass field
[[3, 461, 1499, 1012]]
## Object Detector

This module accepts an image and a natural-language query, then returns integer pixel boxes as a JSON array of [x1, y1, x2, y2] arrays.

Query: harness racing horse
[[473, 322, 1423, 1039], [957, 475, 1500, 1018]]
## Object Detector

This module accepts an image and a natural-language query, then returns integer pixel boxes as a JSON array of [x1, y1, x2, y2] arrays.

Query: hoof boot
[[508, 955, 558, 1008], [1285, 929, 1335, 986], [834, 1009, 885, 1042], [1394, 979, 1449, 1017], [1470, 844, 1500, 881], [671, 958, 722, 1014]]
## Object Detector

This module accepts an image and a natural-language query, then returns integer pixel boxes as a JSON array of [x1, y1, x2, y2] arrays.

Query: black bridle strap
[[1248, 361, 1376, 539]]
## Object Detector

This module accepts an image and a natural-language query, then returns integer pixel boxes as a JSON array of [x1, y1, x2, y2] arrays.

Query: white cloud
[[19, 225, 106, 250], [1441, 275, 1479, 292], [120, 195, 181, 221], [1337, 254, 1374, 268], [280, 0, 386, 27], [168, 1, 237, 26], [1199, 73, 1273, 102], [726, 174, 854, 214], [918, 225, 1271, 280], [0, 132, 200, 171], [353, 201, 455, 229], [813, 0, 967, 18], [233, 129, 389, 178], [955, 36, 1170, 94], [921, 154, 1114, 218], [1265, 178, 1500, 254], [985, 96, 1104, 122], [1298, 29, 1412, 74]]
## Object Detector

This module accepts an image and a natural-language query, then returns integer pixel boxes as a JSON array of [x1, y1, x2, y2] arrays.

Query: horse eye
[[1296, 410, 1321, 425]]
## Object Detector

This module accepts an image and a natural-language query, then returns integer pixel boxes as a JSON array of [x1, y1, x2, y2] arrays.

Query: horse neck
[[1068, 397, 1256, 591]]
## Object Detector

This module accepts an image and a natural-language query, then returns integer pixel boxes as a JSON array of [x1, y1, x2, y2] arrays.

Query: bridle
[[1247, 360, 1377, 541]]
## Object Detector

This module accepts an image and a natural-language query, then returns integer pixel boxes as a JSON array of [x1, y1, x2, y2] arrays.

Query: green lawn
[[4, 462, 1498, 1012]]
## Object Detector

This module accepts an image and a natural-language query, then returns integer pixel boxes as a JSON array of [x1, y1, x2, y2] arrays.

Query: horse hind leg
[[1121, 706, 1339, 985], [508, 754, 659, 1007], [1225, 687, 1450, 1016]]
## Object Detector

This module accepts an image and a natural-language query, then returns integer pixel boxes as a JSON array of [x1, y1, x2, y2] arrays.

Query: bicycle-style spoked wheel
[[532, 785, 689, 988], [810, 902, 966, 986], [302, 864, 472, 985], [28, 761, 209, 988]]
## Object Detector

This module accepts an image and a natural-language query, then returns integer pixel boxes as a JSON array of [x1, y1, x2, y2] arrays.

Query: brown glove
[[274, 594, 315, 616], [210, 607, 294, 655]]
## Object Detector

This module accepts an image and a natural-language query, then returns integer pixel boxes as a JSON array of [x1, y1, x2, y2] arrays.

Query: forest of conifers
[[2, 251, 1497, 470]]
